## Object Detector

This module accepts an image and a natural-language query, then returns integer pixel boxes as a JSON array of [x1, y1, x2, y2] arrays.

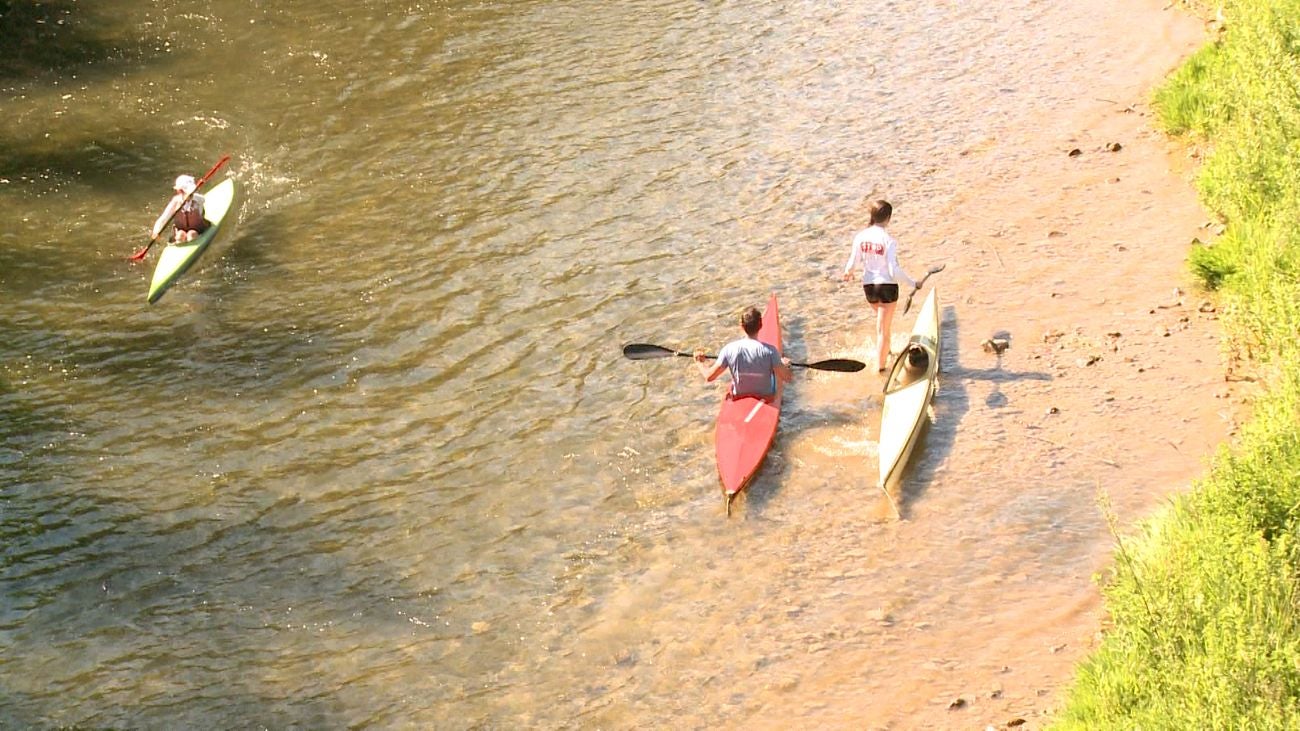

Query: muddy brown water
[[0, 1, 1236, 728]]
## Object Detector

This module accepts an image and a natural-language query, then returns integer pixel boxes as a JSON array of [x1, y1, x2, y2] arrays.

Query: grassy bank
[[1052, 1, 1300, 728]]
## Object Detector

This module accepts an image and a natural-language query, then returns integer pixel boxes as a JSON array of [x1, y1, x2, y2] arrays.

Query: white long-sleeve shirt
[[843, 225, 916, 288]]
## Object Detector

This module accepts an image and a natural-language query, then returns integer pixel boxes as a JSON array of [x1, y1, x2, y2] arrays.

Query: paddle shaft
[[130, 154, 231, 261], [903, 263, 946, 314], [666, 350, 845, 370], [621, 343, 864, 372]]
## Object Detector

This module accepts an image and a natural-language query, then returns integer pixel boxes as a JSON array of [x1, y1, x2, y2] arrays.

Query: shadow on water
[[0, 376, 85, 729], [209, 204, 285, 285], [0, 137, 192, 194], [0, 203, 387, 728], [0, 231, 80, 298], [0, 373, 68, 485], [0, 0, 139, 81], [0, 491, 426, 725], [0, 384, 432, 728], [0, 0, 195, 205], [79, 318, 345, 399], [894, 305, 1052, 513], [0, 303, 347, 402]]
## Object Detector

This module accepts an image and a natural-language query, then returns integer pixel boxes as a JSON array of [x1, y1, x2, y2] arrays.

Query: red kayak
[[714, 292, 783, 515]]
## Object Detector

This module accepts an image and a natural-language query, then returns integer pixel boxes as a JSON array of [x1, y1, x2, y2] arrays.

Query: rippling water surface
[[0, 1, 1209, 727]]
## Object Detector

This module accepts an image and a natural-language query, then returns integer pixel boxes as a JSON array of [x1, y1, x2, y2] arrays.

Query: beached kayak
[[714, 292, 782, 516], [878, 287, 940, 495], [147, 178, 237, 304]]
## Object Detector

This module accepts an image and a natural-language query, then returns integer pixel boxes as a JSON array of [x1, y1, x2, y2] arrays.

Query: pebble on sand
[[981, 337, 1010, 355]]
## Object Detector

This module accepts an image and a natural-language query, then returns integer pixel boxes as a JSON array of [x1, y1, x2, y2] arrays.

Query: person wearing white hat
[[150, 173, 209, 243]]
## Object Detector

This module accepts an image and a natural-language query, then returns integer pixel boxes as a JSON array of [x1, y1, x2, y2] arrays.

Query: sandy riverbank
[[768, 3, 1246, 729]]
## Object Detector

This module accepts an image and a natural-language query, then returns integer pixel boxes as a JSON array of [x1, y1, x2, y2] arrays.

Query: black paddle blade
[[800, 358, 867, 372], [622, 343, 689, 360]]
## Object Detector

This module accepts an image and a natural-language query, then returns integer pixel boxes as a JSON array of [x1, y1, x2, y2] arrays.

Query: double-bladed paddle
[[902, 263, 946, 314], [128, 154, 231, 262], [622, 343, 866, 372]]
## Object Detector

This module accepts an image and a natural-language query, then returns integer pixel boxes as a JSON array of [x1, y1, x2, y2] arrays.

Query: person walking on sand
[[150, 174, 209, 244], [694, 306, 793, 398], [842, 199, 917, 372]]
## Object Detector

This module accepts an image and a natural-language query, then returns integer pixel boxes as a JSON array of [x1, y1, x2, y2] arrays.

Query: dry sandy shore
[[768, 3, 1248, 729]]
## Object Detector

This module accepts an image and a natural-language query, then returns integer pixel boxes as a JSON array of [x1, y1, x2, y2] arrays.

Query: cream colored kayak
[[878, 287, 940, 493], [148, 178, 237, 304]]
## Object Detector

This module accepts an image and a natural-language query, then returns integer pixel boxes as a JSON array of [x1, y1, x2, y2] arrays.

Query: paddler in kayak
[[841, 199, 918, 373], [150, 174, 209, 244], [897, 346, 930, 388], [694, 306, 793, 398]]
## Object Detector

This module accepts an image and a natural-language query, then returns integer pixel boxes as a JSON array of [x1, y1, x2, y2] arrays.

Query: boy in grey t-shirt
[[694, 306, 793, 397]]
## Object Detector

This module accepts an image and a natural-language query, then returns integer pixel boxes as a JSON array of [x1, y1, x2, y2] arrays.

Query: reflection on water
[[0, 0, 1213, 727]]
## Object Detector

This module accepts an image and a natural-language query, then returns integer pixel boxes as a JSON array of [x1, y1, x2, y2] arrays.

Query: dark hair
[[869, 200, 893, 226], [740, 306, 762, 336]]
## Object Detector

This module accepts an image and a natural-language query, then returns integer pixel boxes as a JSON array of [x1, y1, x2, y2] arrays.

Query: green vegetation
[[1053, 1, 1300, 728]]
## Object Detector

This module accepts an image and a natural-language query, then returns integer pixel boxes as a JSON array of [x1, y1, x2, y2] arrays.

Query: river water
[[1, 1, 1226, 728]]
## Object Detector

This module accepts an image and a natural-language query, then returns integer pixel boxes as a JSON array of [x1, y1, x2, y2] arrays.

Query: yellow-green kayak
[[147, 178, 237, 304]]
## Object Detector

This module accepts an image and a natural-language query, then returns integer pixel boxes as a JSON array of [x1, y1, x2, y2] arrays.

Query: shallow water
[[0, 1, 1226, 727]]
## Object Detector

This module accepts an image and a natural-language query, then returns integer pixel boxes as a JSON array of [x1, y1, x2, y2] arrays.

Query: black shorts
[[863, 283, 900, 304]]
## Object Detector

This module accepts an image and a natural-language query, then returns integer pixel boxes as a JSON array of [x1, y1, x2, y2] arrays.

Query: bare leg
[[867, 302, 882, 366], [874, 301, 897, 371]]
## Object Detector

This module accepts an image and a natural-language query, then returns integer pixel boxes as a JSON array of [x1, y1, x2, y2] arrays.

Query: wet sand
[[759, 3, 1242, 729]]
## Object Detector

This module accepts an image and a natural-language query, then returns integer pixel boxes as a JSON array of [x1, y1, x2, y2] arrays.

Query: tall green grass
[[1053, 1, 1300, 727]]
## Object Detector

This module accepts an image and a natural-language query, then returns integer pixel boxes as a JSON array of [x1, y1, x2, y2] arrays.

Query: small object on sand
[[981, 337, 1010, 355]]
